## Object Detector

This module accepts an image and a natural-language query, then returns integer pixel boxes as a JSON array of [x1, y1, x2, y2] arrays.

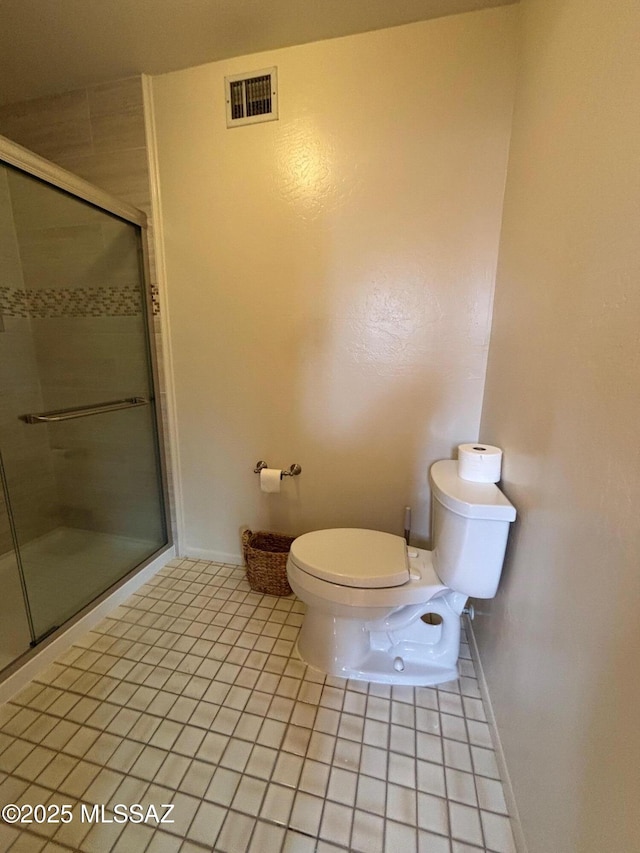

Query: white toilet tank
[[429, 460, 516, 599]]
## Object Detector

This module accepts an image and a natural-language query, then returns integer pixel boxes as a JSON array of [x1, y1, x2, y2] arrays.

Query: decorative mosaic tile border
[[150, 283, 160, 316], [0, 285, 159, 319]]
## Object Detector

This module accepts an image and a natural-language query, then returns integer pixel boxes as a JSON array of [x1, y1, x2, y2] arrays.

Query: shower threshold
[[0, 526, 158, 669]]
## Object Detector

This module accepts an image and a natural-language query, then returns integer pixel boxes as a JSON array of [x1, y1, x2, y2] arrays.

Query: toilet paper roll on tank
[[457, 443, 503, 483]]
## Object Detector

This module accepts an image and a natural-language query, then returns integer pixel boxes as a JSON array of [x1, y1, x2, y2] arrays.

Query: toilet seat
[[287, 546, 447, 609], [289, 528, 409, 588]]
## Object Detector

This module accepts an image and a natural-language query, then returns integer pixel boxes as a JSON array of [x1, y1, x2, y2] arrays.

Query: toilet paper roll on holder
[[254, 460, 302, 478]]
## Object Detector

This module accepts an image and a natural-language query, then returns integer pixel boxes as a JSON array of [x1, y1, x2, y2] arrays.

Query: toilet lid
[[289, 528, 410, 588]]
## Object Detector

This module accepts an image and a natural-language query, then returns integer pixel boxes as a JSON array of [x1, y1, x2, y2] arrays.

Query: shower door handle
[[20, 396, 149, 423]]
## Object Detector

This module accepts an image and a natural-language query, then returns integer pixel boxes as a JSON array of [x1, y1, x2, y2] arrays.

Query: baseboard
[[0, 545, 176, 705], [183, 545, 243, 565], [464, 615, 529, 853]]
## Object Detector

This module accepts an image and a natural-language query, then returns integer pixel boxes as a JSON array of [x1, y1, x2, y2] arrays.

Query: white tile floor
[[0, 557, 517, 853]]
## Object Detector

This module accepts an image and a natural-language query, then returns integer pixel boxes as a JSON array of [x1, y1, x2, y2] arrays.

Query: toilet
[[286, 459, 516, 686]]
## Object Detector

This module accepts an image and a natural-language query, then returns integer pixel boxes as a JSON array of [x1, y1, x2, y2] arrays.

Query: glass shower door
[[0, 160, 168, 645], [0, 451, 33, 667]]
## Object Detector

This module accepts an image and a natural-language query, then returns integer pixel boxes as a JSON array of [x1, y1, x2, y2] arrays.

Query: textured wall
[[476, 1, 640, 850], [151, 7, 518, 560]]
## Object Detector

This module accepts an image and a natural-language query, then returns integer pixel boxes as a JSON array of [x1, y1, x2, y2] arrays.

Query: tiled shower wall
[[0, 77, 175, 544]]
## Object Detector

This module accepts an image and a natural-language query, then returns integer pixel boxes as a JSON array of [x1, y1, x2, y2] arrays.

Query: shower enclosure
[[0, 135, 170, 673]]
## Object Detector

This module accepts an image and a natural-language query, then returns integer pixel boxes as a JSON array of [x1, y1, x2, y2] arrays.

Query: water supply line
[[403, 506, 411, 545]]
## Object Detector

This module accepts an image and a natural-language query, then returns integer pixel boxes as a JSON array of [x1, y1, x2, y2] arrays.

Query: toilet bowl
[[286, 459, 516, 686]]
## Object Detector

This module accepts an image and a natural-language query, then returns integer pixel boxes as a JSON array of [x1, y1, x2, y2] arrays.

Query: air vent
[[225, 67, 278, 128]]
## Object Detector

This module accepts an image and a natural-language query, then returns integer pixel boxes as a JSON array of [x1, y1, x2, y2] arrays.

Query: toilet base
[[294, 591, 467, 687], [295, 640, 459, 686]]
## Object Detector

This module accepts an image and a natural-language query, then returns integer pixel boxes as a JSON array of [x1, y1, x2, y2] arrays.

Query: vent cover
[[225, 67, 278, 128]]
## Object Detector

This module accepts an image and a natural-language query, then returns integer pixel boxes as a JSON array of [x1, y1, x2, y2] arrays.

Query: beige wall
[[476, 1, 640, 851], [151, 6, 518, 560]]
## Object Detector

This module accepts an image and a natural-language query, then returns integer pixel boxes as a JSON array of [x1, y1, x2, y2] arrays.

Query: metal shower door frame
[[0, 132, 173, 647]]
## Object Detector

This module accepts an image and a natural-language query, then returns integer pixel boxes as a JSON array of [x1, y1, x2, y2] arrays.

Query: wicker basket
[[242, 529, 295, 596]]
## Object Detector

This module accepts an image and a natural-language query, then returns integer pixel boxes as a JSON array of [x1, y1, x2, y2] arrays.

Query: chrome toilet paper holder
[[254, 460, 302, 477]]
